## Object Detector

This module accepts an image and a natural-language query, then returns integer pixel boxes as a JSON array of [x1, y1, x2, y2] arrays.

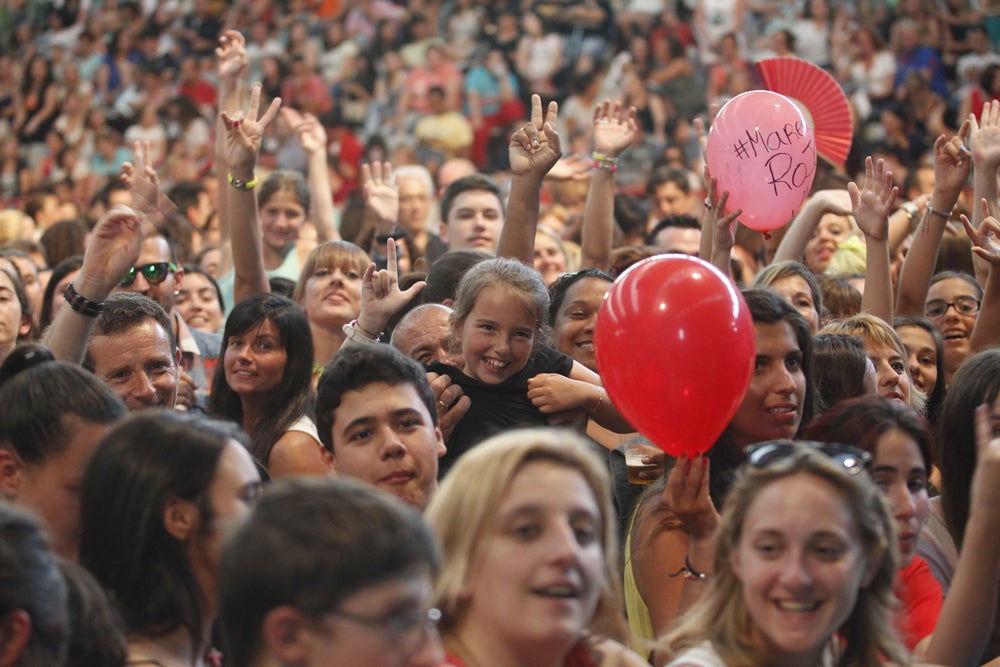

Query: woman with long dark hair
[[79, 411, 260, 667], [209, 293, 330, 479]]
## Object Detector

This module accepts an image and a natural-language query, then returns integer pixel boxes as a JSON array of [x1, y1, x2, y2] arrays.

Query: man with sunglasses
[[113, 233, 222, 411], [42, 207, 181, 412]]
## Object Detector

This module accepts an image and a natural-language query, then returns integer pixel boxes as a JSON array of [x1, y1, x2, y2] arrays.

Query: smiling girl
[[924, 271, 983, 385], [427, 258, 630, 475]]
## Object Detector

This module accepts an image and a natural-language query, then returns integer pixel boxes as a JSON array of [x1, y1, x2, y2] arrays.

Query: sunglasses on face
[[745, 440, 871, 475], [120, 262, 177, 287]]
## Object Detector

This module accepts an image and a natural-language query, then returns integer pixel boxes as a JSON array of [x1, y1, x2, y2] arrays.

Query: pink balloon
[[706, 90, 817, 232]]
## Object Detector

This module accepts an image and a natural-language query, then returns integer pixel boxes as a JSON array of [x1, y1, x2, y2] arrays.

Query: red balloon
[[595, 255, 755, 457]]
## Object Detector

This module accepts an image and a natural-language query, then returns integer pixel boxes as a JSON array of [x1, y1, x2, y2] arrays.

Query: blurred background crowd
[[2, 0, 1000, 267]]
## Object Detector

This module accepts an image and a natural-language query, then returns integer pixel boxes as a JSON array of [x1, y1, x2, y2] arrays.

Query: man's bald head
[[390, 304, 460, 366]]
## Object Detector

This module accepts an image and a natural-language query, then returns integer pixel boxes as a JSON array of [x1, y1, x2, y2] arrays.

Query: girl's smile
[[455, 286, 537, 385]]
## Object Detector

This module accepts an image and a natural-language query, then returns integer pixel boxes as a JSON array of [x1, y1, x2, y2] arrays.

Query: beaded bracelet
[[592, 151, 619, 172], [227, 173, 258, 190], [64, 283, 105, 317]]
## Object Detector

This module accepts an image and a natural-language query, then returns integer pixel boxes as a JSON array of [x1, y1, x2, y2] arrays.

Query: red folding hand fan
[[755, 57, 853, 166]]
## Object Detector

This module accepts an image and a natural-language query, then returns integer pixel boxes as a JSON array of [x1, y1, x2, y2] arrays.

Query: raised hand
[[961, 198, 1000, 265], [220, 84, 281, 174], [704, 171, 742, 257], [933, 123, 973, 198], [809, 188, 854, 216], [361, 160, 399, 231], [970, 100, 1000, 171], [78, 205, 148, 293], [664, 456, 720, 542], [282, 107, 327, 155], [215, 29, 248, 86], [120, 140, 159, 215], [358, 237, 425, 334], [509, 94, 561, 181], [546, 153, 592, 181], [592, 99, 637, 158], [849, 156, 898, 242]]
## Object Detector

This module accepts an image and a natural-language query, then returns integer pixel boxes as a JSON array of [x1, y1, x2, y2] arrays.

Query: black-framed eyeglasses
[[327, 606, 440, 653], [925, 296, 980, 318], [745, 440, 871, 475], [120, 262, 177, 287]]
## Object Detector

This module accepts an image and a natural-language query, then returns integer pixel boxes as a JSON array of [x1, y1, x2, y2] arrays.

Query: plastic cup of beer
[[624, 443, 661, 485]]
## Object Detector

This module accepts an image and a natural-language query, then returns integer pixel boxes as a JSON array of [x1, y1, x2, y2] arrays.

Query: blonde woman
[[427, 428, 646, 667], [661, 444, 906, 667]]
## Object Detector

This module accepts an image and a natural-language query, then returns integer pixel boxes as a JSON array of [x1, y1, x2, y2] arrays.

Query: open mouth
[[767, 405, 798, 420], [482, 357, 510, 372], [776, 600, 821, 613], [532, 584, 579, 599]]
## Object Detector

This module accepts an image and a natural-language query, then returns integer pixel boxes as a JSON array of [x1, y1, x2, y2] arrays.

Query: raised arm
[[214, 30, 249, 278], [220, 84, 281, 305], [851, 156, 898, 323], [772, 189, 853, 264], [895, 127, 972, 315], [580, 100, 637, 271], [43, 207, 146, 362], [362, 160, 400, 240], [962, 201, 1000, 354], [668, 456, 720, 615], [921, 404, 1000, 667], [699, 170, 743, 281], [497, 94, 562, 264], [349, 237, 425, 346], [283, 107, 340, 243], [972, 100, 1000, 287]]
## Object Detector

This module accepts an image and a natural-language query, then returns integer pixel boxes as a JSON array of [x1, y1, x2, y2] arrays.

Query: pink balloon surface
[[594, 255, 755, 457], [706, 90, 817, 232]]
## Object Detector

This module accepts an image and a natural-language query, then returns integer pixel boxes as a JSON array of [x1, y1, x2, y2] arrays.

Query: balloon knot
[[763, 231, 772, 240]]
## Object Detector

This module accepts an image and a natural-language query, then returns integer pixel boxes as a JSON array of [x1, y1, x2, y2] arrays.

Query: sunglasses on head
[[120, 262, 177, 287], [745, 440, 871, 475]]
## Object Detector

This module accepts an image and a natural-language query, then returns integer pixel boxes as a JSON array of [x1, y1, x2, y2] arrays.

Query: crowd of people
[[3, 0, 1000, 666]]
